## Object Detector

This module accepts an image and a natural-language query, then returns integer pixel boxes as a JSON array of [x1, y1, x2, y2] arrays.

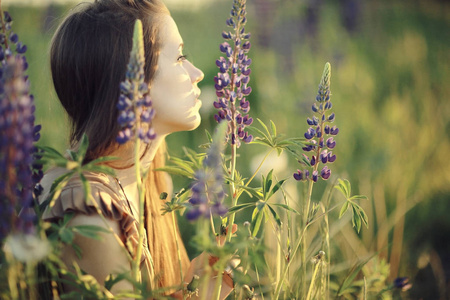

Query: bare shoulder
[[62, 213, 133, 293]]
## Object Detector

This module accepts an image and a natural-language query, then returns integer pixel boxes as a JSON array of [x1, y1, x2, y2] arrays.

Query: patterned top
[[39, 167, 155, 287]]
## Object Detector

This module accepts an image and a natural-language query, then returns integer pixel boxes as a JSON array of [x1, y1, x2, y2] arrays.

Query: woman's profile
[[38, 0, 234, 298]]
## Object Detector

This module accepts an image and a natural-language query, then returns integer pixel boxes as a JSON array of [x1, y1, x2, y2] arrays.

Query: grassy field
[[5, 0, 449, 298]]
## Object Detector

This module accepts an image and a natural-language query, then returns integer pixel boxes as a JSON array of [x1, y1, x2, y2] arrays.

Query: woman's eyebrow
[[178, 43, 184, 51]]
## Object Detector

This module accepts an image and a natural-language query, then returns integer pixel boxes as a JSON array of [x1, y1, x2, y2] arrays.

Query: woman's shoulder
[[39, 167, 128, 222]]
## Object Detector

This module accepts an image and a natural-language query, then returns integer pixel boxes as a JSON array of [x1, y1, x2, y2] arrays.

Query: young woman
[[39, 0, 234, 298]]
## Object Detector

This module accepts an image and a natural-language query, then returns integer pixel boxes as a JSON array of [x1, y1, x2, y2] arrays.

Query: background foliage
[[5, 0, 449, 298]]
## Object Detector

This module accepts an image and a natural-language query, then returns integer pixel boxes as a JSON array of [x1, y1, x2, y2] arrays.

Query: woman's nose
[[188, 61, 204, 84]]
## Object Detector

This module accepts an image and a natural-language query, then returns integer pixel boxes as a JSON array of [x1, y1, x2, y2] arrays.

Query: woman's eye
[[177, 55, 187, 62]]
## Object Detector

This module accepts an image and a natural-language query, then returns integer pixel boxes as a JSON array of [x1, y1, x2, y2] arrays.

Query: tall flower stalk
[[116, 19, 156, 282], [274, 62, 337, 299], [213, 0, 253, 242], [0, 7, 48, 300], [296, 62, 337, 295]]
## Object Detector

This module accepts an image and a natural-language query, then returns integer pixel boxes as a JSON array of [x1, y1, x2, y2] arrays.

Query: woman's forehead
[[158, 15, 183, 52]]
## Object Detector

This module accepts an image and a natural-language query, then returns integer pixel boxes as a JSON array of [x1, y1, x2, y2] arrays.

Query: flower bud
[[330, 126, 339, 135], [326, 137, 336, 149], [312, 171, 318, 182], [320, 166, 331, 180], [293, 170, 303, 181], [328, 113, 335, 122]]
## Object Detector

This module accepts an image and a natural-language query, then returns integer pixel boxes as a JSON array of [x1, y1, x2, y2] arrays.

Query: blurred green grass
[[5, 0, 449, 297]]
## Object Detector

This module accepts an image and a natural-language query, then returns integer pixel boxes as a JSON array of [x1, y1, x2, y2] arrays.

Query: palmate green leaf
[[205, 129, 213, 143], [227, 203, 254, 214], [183, 147, 204, 169], [262, 170, 273, 198], [267, 204, 282, 227], [270, 120, 277, 137], [37, 145, 66, 160], [87, 156, 119, 165], [246, 125, 270, 141], [238, 185, 263, 199], [104, 272, 134, 292], [40, 171, 76, 212], [170, 157, 196, 174], [66, 149, 78, 162], [154, 166, 193, 178], [77, 133, 90, 163], [59, 227, 75, 244], [335, 178, 351, 199], [71, 225, 110, 241], [339, 201, 349, 219], [257, 118, 272, 140], [251, 208, 264, 237], [256, 200, 266, 212], [349, 195, 368, 201], [352, 205, 362, 233], [80, 173, 91, 205], [271, 203, 301, 215], [352, 203, 369, 230], [249, 139, 273, 147], [267, 178, 287, 200], [83, 164, 116, 177]]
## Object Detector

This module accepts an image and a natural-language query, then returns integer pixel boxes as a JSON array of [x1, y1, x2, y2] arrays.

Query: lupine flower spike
[[294, 62, 338, 182], [213, 0, 253, 147], [0, 10, 42, 240], [116, 20, 156, 144], [186, 123, 228, 220]]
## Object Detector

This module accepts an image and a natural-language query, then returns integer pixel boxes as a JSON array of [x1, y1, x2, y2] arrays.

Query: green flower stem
[[212, 261, 225, 300], [302, 178, 315, 297], [268, 217, 283, 285], [245, 149, 274, 188], [301, 111, 326, 296], [225, 16, 243, 243], [133, 108, 144, 283], [272, 200, 340, 299], [273, 225, 308, 300], [255, 263, 265, 300], [198, 219, 211, 300], [305, 262, 321, 300], [172, 212, 184, 285], [227, 148, 274, 243], [26, 262, 37, 300], [226, 142, 237, 243], [5, 251, 18, 300]]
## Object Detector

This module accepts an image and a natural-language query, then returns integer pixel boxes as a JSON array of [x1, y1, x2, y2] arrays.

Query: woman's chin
[[153, 114, 201, 135]]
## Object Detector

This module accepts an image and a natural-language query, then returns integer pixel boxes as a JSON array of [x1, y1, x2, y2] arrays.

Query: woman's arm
[[62, 214, 134, 296]]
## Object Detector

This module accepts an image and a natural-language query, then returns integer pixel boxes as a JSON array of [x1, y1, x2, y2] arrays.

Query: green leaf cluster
[[335, 179, 369, 233], [247, 119, 305, 156]]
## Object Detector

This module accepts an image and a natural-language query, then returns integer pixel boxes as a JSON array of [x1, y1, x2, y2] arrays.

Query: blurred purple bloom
[[186, 124, 228, 221], [0, 19, 42, 240], [293, 63, 338, 182], [116, 21, 155, 144], [213, 0, 253, 147]]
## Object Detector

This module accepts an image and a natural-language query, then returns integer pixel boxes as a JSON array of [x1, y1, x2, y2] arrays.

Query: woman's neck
[[109, 134, 167, 215]]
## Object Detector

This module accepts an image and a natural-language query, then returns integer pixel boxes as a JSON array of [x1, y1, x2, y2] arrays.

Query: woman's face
[[150, 15, 204, 135]]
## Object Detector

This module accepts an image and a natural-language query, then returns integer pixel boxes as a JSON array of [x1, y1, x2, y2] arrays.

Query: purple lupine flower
[[116, 20, 155, 144], [294, 63, 338, 182], [213, 0, 253, 147], [186, 124, 227, 221], [0, 21, 41, 240]]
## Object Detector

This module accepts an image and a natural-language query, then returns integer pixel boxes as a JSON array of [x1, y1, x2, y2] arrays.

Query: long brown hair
[[50, 0, 189, 288]]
